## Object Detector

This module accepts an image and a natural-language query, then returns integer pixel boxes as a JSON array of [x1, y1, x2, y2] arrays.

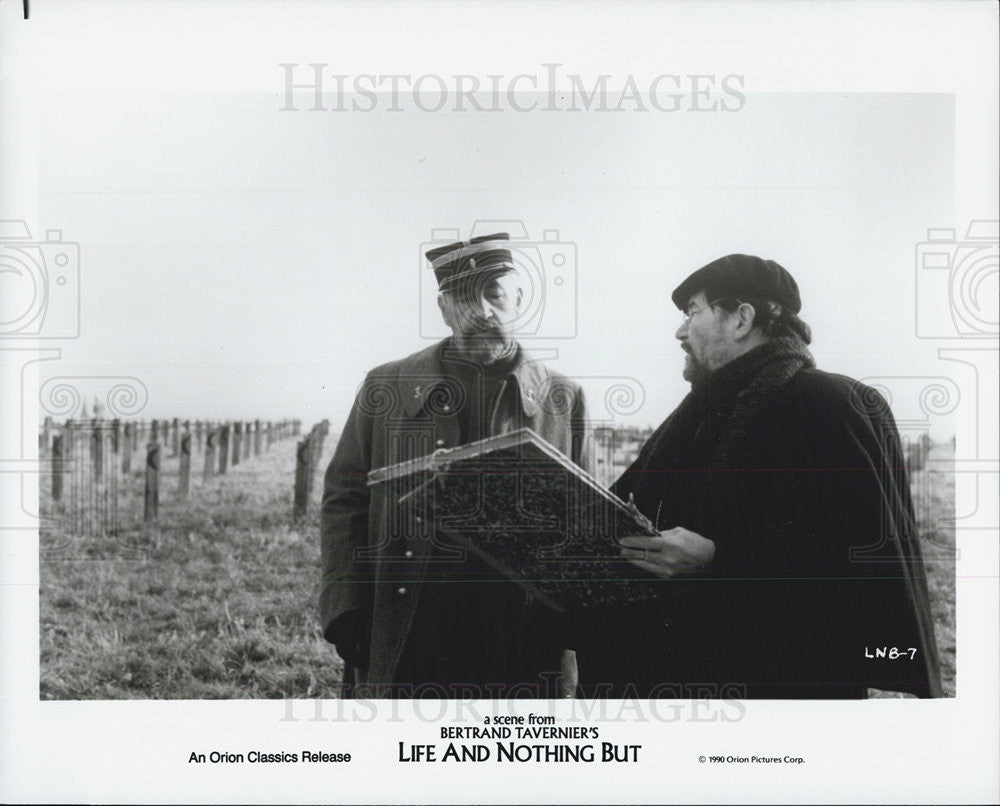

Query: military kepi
[[671, 254, 802, 313], [425, 233, 515, 290]]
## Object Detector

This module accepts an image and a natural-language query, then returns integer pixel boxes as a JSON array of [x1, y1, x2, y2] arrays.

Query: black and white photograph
[[1, 1, 997, 803]]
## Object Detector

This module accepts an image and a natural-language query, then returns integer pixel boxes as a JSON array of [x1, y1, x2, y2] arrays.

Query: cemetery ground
[[40, 435, 343, 699], [39, 438, 957, 699]]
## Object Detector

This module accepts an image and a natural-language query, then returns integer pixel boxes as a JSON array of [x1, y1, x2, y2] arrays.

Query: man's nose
[[675, 320, 688, 341], [480, 298, 495, 319]]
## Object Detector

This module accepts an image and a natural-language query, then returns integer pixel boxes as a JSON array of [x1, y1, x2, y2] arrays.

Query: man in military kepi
[[575, 253, 942, 699], [320, 232, 589, 697]]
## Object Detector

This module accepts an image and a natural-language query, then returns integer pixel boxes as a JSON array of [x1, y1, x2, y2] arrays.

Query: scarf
[[614, 337, 815, 527]]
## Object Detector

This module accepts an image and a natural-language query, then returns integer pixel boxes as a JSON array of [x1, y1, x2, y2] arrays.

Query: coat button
[[397, 586, 408, 595], [442, 404, 451, 412], [404, 550, 413, 558], [435, 439, 446, 447]]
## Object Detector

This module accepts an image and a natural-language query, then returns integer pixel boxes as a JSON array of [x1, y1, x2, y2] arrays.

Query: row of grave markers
[[40, 417, 299, 464], [293, 419, 331, 521], [40, 416, 303, 533]]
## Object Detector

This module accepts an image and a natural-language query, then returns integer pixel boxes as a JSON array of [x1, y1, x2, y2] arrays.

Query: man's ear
[[516, 285, 523, 309], [733, 302, 758, 340]]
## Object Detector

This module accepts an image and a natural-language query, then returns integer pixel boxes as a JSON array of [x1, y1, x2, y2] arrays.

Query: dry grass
[[39, 435, 956, 699], [867, 440, 956, 698], [39, 435, 343, 699]]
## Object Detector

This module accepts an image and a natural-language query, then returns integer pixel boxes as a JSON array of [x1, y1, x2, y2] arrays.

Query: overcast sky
[[3, 1, 983, 443], [32, 88, 957, 434]]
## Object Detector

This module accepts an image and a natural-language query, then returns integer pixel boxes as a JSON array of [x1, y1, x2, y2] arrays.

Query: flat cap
[[425, 232, 516, 291], [671, 254, 802, 313]]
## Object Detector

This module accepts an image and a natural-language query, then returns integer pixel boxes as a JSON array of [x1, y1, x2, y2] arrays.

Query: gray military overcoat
[[320, 339, 589, 691]]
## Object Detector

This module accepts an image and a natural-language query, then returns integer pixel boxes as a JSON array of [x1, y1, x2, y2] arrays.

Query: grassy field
[[901, 441, 956, 696], [40, 435, 344, 699], [38, 435, 956, 699]]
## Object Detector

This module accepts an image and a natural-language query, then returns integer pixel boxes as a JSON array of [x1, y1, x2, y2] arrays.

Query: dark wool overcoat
[[575, 348, 943, 699], [320, 339, 589, 692]]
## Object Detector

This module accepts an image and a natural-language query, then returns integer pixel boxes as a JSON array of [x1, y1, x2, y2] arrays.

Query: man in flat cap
[[320, 233, 588, 698], [576, 254, 942, 698]]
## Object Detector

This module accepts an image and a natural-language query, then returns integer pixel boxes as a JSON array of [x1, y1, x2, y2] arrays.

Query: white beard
[[453, 332, 515, 365]]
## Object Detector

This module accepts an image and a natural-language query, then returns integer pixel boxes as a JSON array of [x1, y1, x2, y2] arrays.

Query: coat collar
[[398, 338, 547, 418]]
